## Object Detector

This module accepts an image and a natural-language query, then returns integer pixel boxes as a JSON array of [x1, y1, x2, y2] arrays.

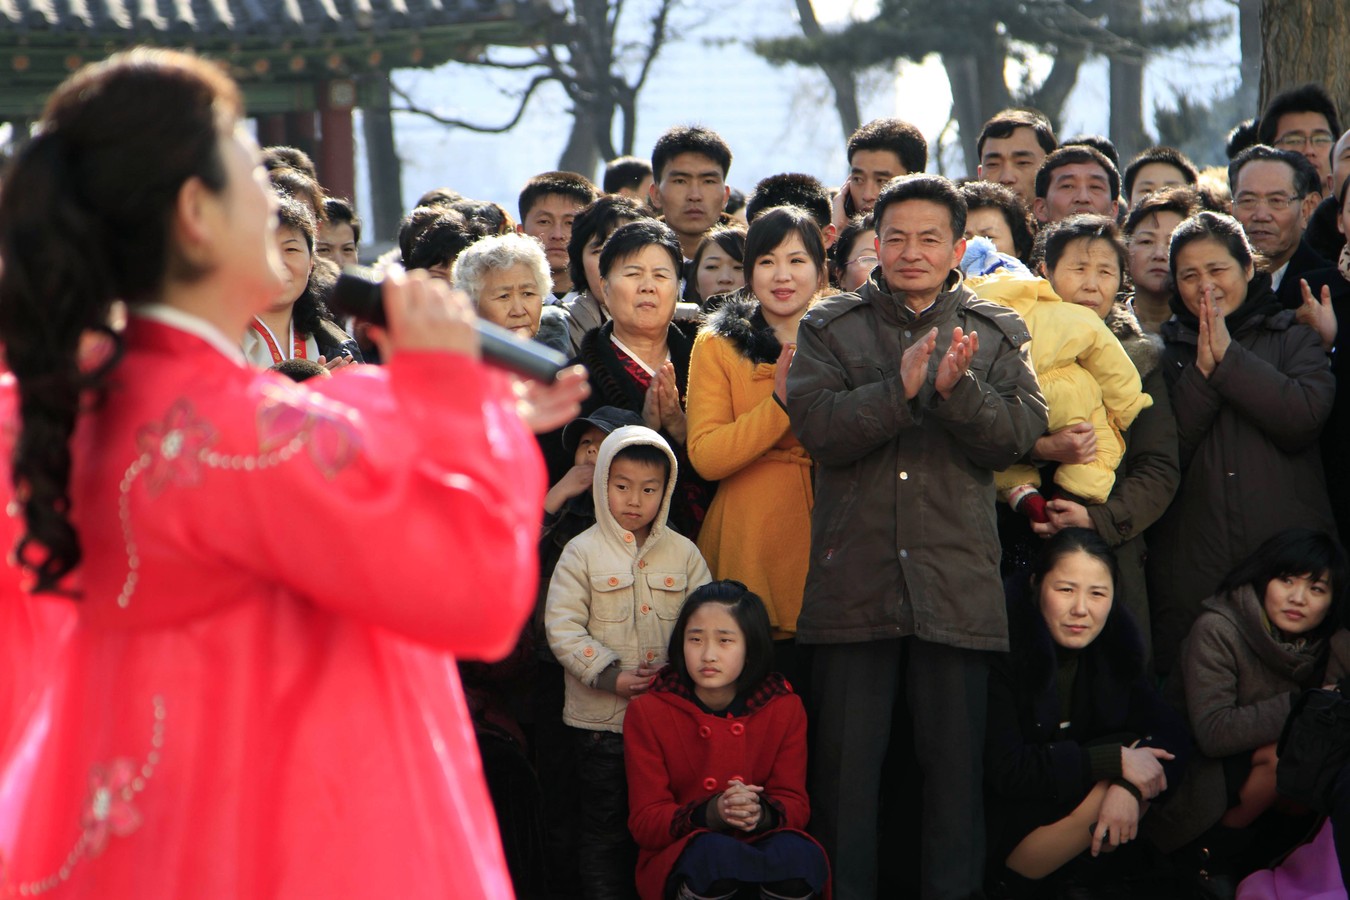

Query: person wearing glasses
[[1258, 83, 1341, 196], [829, 214, 877, 292], [1229, 145, 1329, 309], [1145, 211, 1336, 676]]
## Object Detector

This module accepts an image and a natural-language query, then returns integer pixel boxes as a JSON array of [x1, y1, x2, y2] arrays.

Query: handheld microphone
[[330, 268, 568, 383]]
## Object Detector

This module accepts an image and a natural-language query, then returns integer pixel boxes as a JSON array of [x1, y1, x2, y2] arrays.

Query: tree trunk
[[1238, 0, 1262, 118], [558, 103, 606, 179], [359, 72, 404, 244], [1025, 48, 1084, 136], [1260, 0, 1350, 123], [943, 27, 1012, 176], [793, 0, 861, 141], [1108, 0, 1147, 160]]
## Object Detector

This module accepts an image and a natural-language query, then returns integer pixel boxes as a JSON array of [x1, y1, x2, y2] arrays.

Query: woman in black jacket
[[1146, 211, 1336, 675], [986, 528, 1191, 897]]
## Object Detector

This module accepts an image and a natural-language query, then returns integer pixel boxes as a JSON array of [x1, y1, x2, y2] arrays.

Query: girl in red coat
[[624, 581, 829, 900]]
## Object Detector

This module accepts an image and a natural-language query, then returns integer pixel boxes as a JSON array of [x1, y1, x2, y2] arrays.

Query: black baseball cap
[[562, 406, 644, 450]]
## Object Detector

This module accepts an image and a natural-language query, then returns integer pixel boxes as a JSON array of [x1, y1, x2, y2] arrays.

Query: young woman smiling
[[686, 206, 825, 688]]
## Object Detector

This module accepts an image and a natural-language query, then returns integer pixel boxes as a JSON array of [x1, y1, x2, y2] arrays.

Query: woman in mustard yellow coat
[[686, 207, 823, 687]]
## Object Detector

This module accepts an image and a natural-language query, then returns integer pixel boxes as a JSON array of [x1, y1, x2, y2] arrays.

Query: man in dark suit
[[1230, 145, 1329, 309]]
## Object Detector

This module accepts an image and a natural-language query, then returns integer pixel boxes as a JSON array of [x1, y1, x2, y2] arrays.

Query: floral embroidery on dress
[[134, 399, 219, 495], [81, 760, 143, 857], [116, 389, 361, 609], [3, 696, 165, 896], [256, 386, 361, 481]]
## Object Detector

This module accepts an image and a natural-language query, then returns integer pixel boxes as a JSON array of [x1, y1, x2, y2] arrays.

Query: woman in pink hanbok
[[0, 49, 584, 898]]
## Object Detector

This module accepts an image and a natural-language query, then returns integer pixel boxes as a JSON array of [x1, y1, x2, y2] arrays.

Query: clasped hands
[[642, 361, 687, 444], [1194, 286, 1232, 379], [713, 779, 765, 833], [901, 326, 979, 401]]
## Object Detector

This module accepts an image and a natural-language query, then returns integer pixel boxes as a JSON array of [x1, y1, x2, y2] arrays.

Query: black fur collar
[[705, 292, 782, 365], [1006, 577, 1147, 695], [1107, 301, 1163, 380]]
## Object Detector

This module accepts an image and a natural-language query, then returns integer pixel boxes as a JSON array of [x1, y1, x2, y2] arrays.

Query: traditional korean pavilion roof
[[0, 0, 545, 115]]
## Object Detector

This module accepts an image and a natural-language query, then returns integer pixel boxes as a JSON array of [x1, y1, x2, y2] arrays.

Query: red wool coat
[[624, 671, 827, 900]]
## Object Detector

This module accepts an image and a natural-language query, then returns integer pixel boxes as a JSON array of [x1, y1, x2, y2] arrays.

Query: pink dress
[[0, 309, 543, 898]]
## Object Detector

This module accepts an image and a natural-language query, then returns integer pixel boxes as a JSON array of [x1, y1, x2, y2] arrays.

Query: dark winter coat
[[985, 584, 1192, 861], [1300, 264, 1350, 550], [1274, 239, 1331, 310], [786, 269, 1047, 650], [539, 320, 714, 539], [1144, 586, 1350, 851], [1147, 277, 1336, 674], [1084, 303, 1179, 661]]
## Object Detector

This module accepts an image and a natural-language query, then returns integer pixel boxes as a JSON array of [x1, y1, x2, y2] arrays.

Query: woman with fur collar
[[685, 207, 825, 680], [985, 529, 1191, 897]]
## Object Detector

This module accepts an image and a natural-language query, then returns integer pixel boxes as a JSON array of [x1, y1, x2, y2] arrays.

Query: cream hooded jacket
[[546, 425, 712, 732]]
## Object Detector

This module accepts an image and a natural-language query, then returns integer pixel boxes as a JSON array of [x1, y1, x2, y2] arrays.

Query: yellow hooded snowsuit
[[967, 272, 1152, 504]]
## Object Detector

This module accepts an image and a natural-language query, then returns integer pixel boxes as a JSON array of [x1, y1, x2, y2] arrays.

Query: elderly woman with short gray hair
[[452, 232, 569, 352]]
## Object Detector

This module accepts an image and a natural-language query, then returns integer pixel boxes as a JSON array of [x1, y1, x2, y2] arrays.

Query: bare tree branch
[[792, 0, 861, 139], [460, 55, 549, 71], [631, 0, 676, 96], [389, 75, 552, 133]]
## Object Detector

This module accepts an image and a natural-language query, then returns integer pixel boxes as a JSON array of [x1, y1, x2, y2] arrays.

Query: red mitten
[[1008, 484, 1049, 524]]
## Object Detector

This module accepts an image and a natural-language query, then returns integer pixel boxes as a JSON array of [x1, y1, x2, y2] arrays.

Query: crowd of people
[[2, 45, 1350, 900]]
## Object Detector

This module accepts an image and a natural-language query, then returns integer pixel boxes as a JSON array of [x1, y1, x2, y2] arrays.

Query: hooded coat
[[785, 270, 1048, 650], [1144, 586, 1350, 851], [545, 426, 712, 732], [540, 320, 713, 541], [623, 669, 826, 900], [1147, 277, 1336, 674], [686, 294, 813, 636]]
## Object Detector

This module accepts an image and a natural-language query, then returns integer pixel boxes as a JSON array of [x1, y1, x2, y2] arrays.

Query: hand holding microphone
[[330, 267, 569, 382]]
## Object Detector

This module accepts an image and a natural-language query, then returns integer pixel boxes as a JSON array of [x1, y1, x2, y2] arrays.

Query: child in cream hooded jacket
[[546, 425, 712, 733]]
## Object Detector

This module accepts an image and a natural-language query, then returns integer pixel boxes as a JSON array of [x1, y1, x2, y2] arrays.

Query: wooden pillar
[[317, 79, 357, 202], [257, 114, 287, 148], [283, 110, 317, 163]]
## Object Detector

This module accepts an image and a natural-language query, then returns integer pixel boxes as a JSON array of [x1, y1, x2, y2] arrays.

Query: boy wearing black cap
[[534, 405, 644, 897]]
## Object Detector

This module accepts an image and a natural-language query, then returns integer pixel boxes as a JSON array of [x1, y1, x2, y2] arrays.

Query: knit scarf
[[1339, 243, 1350, 282]]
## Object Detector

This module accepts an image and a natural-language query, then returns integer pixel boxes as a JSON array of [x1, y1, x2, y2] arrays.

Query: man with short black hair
[[1062, 134, 1122, 176], [1123, 146, 1199, 208], [517, 171, 599, 303], [1229, 145, 1327, 308], [1033, 145, 1121, 224], [1302, 129, 1350, 261], [648, 125, 733, 262], [746, 172, 835, 246], [977, 109, 1058, 207], [1259, 83, 1341, 195], [788, 173, 1046, 900], [317, 196, 361, 270], [602, 155, 653, 202], [1227, 119, 1261, 161], [841, 118, 927, 216]]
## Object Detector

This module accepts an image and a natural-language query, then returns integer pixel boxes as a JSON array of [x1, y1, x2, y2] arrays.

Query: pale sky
[[357, 0, 1238, 235]]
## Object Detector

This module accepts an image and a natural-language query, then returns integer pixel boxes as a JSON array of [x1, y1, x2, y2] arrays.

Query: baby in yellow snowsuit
[[962, 237, 1151, 520]]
